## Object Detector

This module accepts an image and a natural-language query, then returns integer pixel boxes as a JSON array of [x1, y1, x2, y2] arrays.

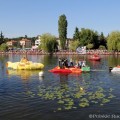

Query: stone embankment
[[0, 50, 120, 55]]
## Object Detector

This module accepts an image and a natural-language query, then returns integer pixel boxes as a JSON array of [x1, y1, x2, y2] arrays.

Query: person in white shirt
[[82, 60, 86, 67]]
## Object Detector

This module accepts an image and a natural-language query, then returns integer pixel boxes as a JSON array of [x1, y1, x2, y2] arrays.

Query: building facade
[[35, 35, 41, 46], [6, 40, 18, 50], [20, 38, 32, 49]]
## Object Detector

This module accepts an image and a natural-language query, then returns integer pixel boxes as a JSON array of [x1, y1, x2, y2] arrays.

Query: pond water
[[0, 54, 120, 120]]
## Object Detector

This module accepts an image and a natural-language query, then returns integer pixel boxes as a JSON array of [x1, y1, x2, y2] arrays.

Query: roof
[[6, 40, 17, 43], [20, 38, 31, 42]]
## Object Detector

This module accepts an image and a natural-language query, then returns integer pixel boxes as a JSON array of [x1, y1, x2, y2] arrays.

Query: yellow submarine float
[[6, 57, 44, 70]]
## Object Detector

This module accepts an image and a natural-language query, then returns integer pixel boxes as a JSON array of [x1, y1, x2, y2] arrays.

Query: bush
[[86, 43, 94, 49], [99, 45, 106, 50], [0, 43, 8, 51]]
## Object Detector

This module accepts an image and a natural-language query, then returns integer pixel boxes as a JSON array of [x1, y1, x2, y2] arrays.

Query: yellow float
[[6, 59, 44, 70]]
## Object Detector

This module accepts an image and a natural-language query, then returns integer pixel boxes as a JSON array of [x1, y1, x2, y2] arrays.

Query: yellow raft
[[6, 61, 44, 70]]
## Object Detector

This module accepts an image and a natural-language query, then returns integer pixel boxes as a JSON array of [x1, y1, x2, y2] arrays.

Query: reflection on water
[[89, 60, 101, 69], [108, 55, 120, 67], [39, 76, 44, 81], [59, 73, 68, 83], [6, 69, 40, 80]]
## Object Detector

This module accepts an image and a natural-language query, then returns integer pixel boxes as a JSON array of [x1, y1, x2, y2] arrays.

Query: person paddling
[[70, 58, 73, 67]]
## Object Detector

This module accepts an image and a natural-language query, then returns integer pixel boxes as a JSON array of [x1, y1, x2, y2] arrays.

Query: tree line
[[0, 14, 120, 53], [39, 14, 120, 53]]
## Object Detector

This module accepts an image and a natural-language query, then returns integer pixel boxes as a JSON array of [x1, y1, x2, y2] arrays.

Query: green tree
[[40, 33, 58, 53], [117, 42, 120, 51], [29, 37, 36, 46], [0, 43, 8, 51], [86, 43, 94, 49], [79, 28, 99, 48], [107, 31, 120, 51], [99, 32, 106, 48], [25, 35, 27, 38], [69, 40, 80, 51], [73, 27, 80, 40], [0, 31, 4, 45], [58, 14, 68, 50], [99, 45, 106, 50]]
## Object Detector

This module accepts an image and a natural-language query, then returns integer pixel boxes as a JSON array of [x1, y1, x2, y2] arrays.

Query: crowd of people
[[58, 58, 86, 69]]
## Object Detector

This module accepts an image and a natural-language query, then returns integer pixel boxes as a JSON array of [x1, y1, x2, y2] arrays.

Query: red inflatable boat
[[89, 54, 101, 61], [49, 66, 82, 74]]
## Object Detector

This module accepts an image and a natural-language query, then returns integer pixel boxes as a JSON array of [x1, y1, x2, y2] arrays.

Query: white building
[[35, 35, 41, 46]]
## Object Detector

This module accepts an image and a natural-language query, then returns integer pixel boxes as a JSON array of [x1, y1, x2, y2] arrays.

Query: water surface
[[0, 54, 120, 120]]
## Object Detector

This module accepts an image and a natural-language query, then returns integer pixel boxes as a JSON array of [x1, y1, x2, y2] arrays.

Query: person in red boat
[[58, 58, 62, 68], [82, 60, 86, 67], [70, 58, 74, 67], [93, 54, 98, 57], [78, 59, 82, 68], [75, 60, 79, 68], [58, 58, 68, 69]]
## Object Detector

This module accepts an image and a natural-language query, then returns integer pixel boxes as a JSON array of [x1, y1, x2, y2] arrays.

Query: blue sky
[[0, 0, 120, 38]]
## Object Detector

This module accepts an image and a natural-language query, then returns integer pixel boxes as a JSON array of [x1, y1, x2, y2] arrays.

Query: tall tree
[[107, 31, 120, 51], [25, 35, 28, 38], [73, 27, 80, 40], [58, 14, 68, 50], [99, 32, 106, 48], [0, 31, 4, 45]]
